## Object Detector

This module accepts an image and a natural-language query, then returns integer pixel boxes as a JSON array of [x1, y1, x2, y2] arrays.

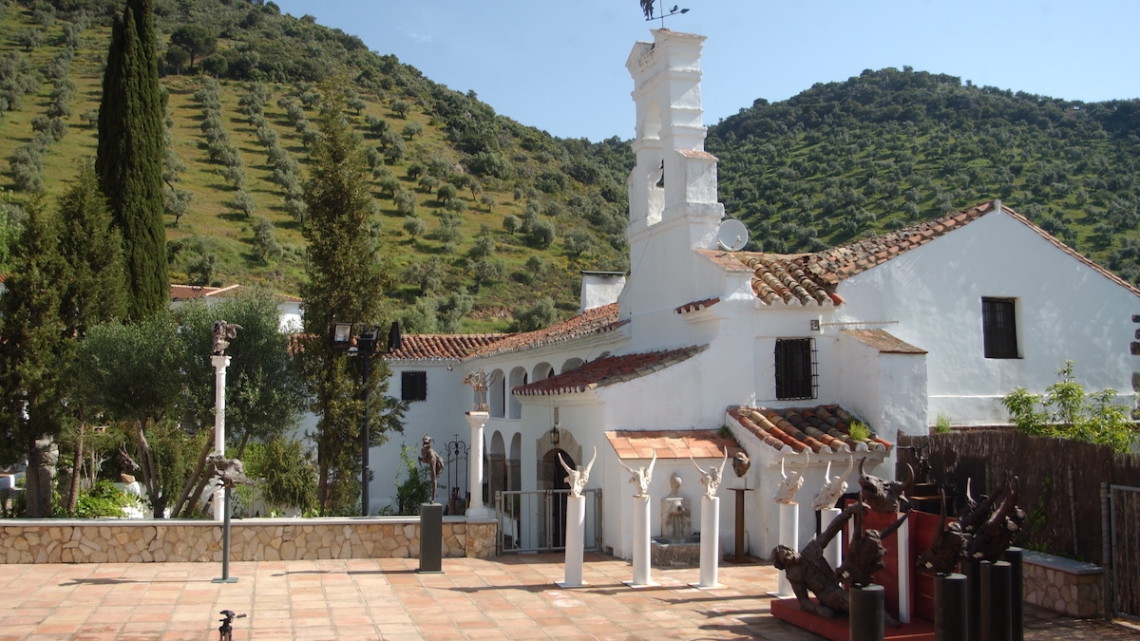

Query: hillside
[[0, 0, 632, 333], [4, 1, 1140, 333], [707, 67, 1140, 282]]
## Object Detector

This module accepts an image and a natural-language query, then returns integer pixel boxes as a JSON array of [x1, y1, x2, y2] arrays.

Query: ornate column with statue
[[690, 447, 728, 589], [463, 370, 494, 521], [557, 447, 596, 588], [620, 451, 657, 587], [210, 320, 241, 522]]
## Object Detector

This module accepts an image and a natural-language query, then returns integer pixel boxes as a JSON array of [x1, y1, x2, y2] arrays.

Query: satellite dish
[[717, 219, 749, 251]]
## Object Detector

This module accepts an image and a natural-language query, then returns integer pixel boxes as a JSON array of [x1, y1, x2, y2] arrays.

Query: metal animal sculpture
[[838, 503, 909, 588], [771, 501, 861, 619], [209, 454, 253, 488], [211, 320, 242, 356], [858, 457, 913, 513], [732, 450, 751, 477]]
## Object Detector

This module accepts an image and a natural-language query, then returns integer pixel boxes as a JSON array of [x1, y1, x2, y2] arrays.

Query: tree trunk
[[171, 427, 215, 518], [65, 425, 84, 515], [133, 419, 165, 518], [25, 435, 58, 518]]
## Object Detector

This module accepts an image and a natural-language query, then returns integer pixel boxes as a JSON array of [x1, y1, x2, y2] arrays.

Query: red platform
[[771, 598, 935, 641]]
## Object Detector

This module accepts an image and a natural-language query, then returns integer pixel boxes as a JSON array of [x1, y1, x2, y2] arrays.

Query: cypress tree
[[300, 87, 400, 515], [58, 165, 127, 337], [95, 0, 168, 320], [0, 201, 67, 517]]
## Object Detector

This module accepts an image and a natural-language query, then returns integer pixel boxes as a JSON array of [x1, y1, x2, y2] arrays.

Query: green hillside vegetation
[[5, 1, 1140, 333], [0, 0, 632, 332], [707, 67, 1140, 282]]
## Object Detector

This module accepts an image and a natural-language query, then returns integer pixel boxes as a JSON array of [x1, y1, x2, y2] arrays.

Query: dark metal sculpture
[[211, 320, 242, 356], [965, 476, 1024, 562], [858, 457, 913, 513], [731, 450, 751, 477], [838, 504, 909, 588], [640, 0, 655, 20], [419, 436, 445, 503], [209, 454, 253, 488], [917, 491, 969, 575], [772, 501, 861, 618]]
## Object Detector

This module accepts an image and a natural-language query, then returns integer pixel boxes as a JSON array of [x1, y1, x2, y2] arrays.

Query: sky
[[271, 1, 1140, 142]]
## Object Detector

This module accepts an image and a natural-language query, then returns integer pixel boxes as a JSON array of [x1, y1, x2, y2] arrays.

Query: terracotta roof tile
[[513, 345, 707, 397], [675, 297, 720, 314], [842, 329, 927, 354], [170, 284, 242, 301], [728, 405, 891, 455], [466, 303, 627, 360], [707, 199, 1140, 305], [386, 334, 512, 361], [605, 429, 741, 460]]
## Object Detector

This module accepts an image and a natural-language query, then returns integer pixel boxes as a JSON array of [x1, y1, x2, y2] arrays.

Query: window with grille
[[982, 298, 1019, 359], [775, 338, 817, 400], [401, 371, 427, 401]]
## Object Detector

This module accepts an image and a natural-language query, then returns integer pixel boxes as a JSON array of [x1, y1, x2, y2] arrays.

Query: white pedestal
[[558, 493, 587, 588], [693, 495, 721, 589], [821, 507, 843, 571], [771, 501, 799, 597], [211, 355, 230, 522], [896, 513, 912, 623], [464, 412, 494, 521], [626, 495, 654, 588]]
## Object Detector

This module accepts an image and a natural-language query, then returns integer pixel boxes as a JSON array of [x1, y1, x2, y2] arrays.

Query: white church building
[[360, 29, 1140, 560]]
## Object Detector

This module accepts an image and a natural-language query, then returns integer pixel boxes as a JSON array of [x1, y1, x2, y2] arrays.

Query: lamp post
[[331, 322, 385, 517]]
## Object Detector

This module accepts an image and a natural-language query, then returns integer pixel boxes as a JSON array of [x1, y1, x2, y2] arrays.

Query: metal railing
[[494, 489, 601, 554]]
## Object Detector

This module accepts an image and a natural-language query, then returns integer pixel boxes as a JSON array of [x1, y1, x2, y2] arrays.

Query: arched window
[[508, 366, 527, 419]]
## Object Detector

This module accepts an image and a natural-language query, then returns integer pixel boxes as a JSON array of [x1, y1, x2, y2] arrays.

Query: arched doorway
[[541, 448, 572, 548]]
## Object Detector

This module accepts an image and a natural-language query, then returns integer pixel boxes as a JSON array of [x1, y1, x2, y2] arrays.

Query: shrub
[[1002, 360, 1136, 453]]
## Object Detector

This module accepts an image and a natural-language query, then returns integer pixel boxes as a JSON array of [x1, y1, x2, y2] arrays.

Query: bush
[[1002, 360, 1137, 453], [73, 480, 141, 518]]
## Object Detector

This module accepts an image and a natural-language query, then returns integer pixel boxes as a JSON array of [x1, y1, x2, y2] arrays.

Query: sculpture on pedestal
[[689, 446, 728, 499], [731, 450, 751, 477], [771, 501, 860, 618], [619, 450, 656, 498], [211, 320, 242, 356], [811, 454, 852, 511], [773, 450, 809, 504], [209, 454, 253, 488], [964, 476, 1024, 562], [858, 457, 913, 513], [462, 369, 490, 411], [837, 503, 909, 588], [917, 490, 969, 575], [558, 447, 596, 497], [419, 435, 445, 503]]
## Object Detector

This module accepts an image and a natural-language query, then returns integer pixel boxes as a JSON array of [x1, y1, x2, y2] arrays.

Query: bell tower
[[622, 30, 725, 320]]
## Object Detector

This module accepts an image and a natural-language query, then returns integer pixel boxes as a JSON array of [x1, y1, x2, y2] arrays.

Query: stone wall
[[1022, 550, 1105, 618], [0, 517, 497, 564]]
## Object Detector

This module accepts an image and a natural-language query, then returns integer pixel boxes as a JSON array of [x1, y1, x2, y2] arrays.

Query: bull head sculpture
[[858, 457, 913, 513]]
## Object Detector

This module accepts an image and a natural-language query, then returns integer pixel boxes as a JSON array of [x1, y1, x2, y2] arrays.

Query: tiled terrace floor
[[0, 554, 1134, 641]]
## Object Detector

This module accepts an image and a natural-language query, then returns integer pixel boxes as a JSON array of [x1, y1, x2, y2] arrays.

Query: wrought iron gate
[[1107, 484, 1140, 620], [494, 489, 601, 554]]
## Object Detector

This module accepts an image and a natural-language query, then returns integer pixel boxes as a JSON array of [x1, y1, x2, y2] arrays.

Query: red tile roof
[[170, 284, 242, 300], [513, 345, 707, 397], [466, 302, 627, 360], [729, 405, 891, 455], [712, 199, 1140, 305], [842, 329, 926, 354], [606, 429, 741, 460], [386, 334, 511, 361], [675, 297, 720, 314]]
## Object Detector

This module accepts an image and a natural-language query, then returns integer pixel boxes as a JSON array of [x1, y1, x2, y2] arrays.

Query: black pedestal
[[418, 502, 443, 574], [935, 573, 968, 641], [850, 584, 885, 641]]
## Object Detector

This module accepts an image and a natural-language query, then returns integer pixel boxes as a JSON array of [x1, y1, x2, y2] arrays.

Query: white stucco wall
[[835, 210, 1140, 425]]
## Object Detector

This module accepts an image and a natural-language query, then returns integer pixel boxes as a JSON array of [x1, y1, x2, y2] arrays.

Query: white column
[[559, 493, 587, 587], [821, 507, 843, 571], [211, 355, 231, 522], [464, 411, 493, 520], [628, 495, 653, 587], [897, 513, 912, 623], [696, 495, 721, 588], [772, 502, 799, 597]]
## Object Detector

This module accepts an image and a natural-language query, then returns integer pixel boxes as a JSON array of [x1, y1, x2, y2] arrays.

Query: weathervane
[[640, 1, 690, 28]]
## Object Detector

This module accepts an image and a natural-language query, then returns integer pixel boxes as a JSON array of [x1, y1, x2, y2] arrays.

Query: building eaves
[[385, 334, 512, 361], [465, 303, 627, 360], [606, 428, 741, 460], [728, 405, 891, 454], [842, 329, 927, 354], [513, 344, 707, 397]]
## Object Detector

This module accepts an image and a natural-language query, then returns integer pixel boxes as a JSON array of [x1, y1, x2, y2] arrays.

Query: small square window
[[775, 338, 817, 400], [401, 371, 427, 401], [982, 298, 1018, 359]]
